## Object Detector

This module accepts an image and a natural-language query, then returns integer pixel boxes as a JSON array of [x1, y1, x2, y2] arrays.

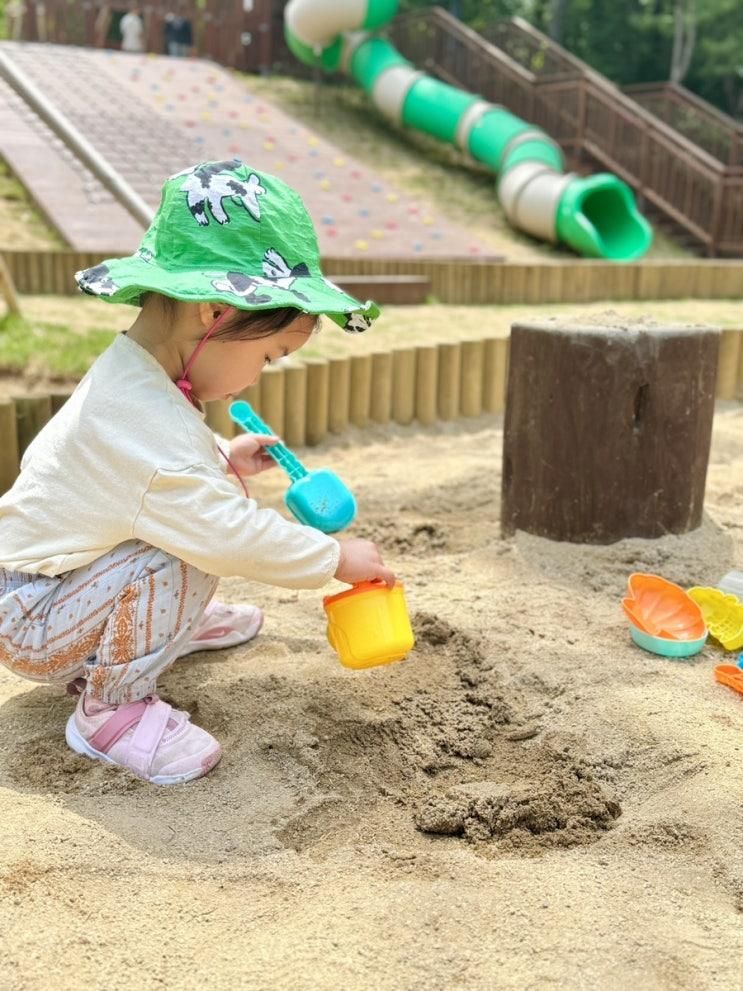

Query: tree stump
[[501, 320, 720, 543]]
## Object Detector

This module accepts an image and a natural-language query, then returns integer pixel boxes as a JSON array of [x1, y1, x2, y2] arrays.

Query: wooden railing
[[488, 19, 743, 169], [485, 17, 594, 81], [624, 83, 743, 168], [392, 11, 537, 124], [391, 10, 743, 257]]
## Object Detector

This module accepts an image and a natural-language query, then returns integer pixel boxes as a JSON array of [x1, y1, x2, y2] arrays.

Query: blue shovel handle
[[229, 400, 308, 482]]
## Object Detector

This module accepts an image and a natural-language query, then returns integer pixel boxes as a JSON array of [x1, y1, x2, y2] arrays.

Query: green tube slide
[[283, 0, 652, 260]]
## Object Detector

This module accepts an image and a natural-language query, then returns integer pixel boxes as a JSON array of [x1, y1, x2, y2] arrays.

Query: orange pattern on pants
[[0, 540, 219, 704]]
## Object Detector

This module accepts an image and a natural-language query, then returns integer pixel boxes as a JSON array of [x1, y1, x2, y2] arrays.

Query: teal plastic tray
[[629, 623, 707, 659]]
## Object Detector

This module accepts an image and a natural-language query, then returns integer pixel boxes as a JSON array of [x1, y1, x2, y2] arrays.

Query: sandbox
[[1, 411, 742, 989]]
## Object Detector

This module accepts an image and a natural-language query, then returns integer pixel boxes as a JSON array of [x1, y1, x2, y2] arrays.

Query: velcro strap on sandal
[[192, 625, 231, 641], [88, 699, 149, 754], [128, 698, 173, 779]]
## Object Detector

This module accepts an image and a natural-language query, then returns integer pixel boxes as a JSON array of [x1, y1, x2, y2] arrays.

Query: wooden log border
[[2, 249, 743, 304], [2, 328, 742, 496]]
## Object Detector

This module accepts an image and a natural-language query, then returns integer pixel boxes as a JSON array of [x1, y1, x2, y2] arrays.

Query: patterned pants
[[0, 540, 219, 704]]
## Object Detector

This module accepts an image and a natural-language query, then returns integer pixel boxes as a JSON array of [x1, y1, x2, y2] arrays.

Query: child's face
[[189, 314, 315, 403]]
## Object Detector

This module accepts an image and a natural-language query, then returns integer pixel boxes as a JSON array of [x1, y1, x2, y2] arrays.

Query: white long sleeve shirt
[[120, 12, 144, 52], [0, 333, 340, 587]]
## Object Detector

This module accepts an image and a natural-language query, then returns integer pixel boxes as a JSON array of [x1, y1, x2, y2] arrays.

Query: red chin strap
[[175, 305, 234, 401], [176, 305, 249, 498]]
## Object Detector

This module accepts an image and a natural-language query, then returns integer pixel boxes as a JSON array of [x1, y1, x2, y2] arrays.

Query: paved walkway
[[0, 42, 495, 258]]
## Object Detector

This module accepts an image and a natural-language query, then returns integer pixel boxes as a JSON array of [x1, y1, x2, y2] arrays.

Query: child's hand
[[335, 538, 396, 588], [226, 433, 279, 478]]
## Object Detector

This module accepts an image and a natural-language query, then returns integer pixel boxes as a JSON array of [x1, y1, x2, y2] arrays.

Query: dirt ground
[[1, 409, 743, 990]]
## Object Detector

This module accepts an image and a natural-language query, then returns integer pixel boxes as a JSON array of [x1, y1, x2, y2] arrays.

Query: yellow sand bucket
[[323, 581, 415, 670]]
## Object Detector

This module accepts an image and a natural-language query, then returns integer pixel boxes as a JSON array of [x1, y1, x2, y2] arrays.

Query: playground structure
[[391, 11, 743, 257], [4, 0, 275, 72], [10, 1, 743, 257], [284, 0, 652, 261], [0, 40, 496, 257]]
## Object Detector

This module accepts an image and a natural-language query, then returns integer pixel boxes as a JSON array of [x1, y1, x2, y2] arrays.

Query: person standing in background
[[164, 1, 194, 58], [120, 4, 145, 54]]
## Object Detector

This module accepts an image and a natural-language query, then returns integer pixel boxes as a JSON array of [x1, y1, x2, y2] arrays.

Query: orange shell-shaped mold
[[623, 573, 706, 641]]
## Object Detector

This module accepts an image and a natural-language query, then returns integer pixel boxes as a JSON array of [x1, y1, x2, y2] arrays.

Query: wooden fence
[[391, 10, 743, 257], [0, 335, 509, 496], [3, 250, 743, 306], [12, 0, 276, 74], [2, 327, 743, 498]]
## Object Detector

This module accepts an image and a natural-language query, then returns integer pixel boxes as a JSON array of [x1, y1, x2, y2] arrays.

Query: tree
[[687, 0, 742, 117], [548, 0, 568, 44], [670, 0, 695, 83], [399, 0, 740, 118], [399, 0, 531, 32]]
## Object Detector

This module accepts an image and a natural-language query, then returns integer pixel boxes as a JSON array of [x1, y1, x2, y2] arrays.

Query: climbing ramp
[[0, 41, 495, 257]]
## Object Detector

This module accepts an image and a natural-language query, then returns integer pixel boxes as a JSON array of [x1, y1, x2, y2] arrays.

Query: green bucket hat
[[74, 158, 380, 333]]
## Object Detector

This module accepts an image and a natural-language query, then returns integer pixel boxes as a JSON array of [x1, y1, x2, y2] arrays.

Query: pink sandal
[[65, 692, 222, 785], [179, 600, 264, 657]]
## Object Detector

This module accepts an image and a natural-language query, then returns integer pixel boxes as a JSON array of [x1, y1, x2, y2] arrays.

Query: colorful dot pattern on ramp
[[0, 42, 494, 258]]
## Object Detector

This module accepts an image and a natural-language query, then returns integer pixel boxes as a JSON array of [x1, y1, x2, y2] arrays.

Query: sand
[[2, 409, 743, 990]]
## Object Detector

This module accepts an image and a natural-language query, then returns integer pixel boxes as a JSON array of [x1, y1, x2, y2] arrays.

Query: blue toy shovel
[[229, 400, 357, 533]]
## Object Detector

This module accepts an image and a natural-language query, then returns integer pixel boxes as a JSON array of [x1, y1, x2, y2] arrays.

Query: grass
[[0, 310, 115, 381], [0, 157, 65, 250], [1, 294, 741, 386]]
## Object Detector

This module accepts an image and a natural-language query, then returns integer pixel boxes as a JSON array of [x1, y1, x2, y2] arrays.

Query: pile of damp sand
[[1, 409, 742, 989]]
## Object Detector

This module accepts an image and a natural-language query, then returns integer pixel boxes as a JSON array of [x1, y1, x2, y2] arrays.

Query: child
[[0, 159, 394, 786]]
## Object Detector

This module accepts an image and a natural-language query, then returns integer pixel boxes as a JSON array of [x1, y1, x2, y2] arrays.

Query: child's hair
[[142, 292, 320, 342]]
